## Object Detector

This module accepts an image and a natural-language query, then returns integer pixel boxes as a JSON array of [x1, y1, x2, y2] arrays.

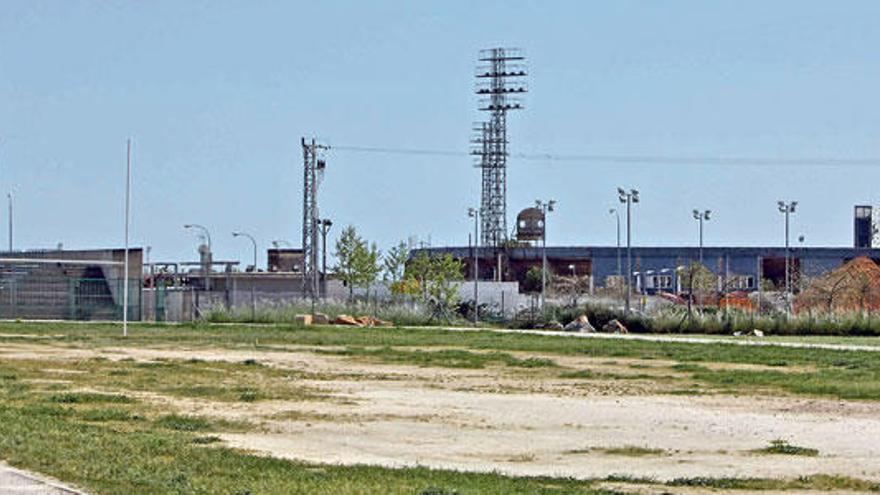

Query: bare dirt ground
[[2, 341, 880, 484]]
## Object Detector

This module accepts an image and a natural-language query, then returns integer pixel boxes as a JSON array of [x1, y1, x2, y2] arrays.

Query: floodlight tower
[[693, 209, 711, 265], [778, 200, 797, 314], [472, 48, 527, 247], [302, 137, 329, 303]]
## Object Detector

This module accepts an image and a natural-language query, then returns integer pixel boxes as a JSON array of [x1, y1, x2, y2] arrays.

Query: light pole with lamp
[[535, 199, 556, 312], [609, 208, 621, 279], [232, 231, 258, 320], [318, 219, 333, 298], [618, 188, 639, 315], [777, 201, 797, 314], [184, 224, 212, 291], [468, 208, 480, 325], [693, 209, 710, 265]]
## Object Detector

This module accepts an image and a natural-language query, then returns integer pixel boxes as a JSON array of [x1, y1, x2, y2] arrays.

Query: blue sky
[[2, 1, 880, 268]]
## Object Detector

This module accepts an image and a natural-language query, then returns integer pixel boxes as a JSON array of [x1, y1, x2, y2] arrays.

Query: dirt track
[[2, 340, 879, 483]]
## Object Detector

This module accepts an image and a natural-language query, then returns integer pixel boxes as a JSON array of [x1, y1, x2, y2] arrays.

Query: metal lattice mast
[[301, 137, 328, 301], [473, 48, 527, 246]]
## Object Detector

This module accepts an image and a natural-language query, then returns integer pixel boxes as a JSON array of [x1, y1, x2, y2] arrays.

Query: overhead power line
[[331, 145, 880, 167]]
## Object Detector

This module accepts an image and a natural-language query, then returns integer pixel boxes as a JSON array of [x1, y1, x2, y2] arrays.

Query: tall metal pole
[[233, 231, 257, 320], [616, 210, 621, 278], [626, 196, 632, 315], [785, 208, 790, 312], [319, 219, 332, 299], [698, 216, 704, 265], [123, 139, 131, 337], [469, 208, 480, 325], [778, 201, 797, 315], [536, 200, 555, 312], [618, 188, 638, 316], [7, 192, 12, 252]]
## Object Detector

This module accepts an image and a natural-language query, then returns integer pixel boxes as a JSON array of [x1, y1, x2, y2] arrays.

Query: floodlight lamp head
[[790, 201, 798, 212], [548, 200, 556, 211], [692, 209, 700, 219], [705, 210, 711, 220], [631, 190, 640, 203], [609, 208, 616, 215], [232, 232, 241, 237]]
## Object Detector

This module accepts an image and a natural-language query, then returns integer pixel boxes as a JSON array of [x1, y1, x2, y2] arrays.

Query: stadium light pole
[[535, 199, 556, 312], [468, 207, 480, 325], [693, 209, 711, 265], [123, 139, 132, 338], [184, 224, 212, 291], [618, 188, 639, 316], [609, 208, 621, 279], [778, 201, 797, 315]]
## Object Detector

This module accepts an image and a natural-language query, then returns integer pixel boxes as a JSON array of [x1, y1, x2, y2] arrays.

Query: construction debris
[[294, 314, 313, 326], [795, 256, 880, 314], [331, 314, 393, 327], [564, 315, 596, 333], [332, 315, 362, 326], [601, 319, 629, 334], [312, 313, 330, 325]]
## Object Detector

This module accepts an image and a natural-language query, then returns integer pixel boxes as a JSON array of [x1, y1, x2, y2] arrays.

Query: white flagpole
[[123, 139, 131, 337]]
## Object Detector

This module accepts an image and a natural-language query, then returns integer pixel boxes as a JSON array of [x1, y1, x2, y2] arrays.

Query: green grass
[[318, 346, 558, 369], [1, 322, 879, 493], [3, 321, 880, 400], [753, 439, 820, 457]]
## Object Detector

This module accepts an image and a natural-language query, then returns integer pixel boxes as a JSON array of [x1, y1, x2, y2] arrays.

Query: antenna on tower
[[471, 47, 528, 247], [301, 137, 329, 304]]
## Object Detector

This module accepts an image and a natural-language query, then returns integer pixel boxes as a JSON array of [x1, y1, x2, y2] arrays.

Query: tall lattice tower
[[472, 48, 527, 246], [301, 137, 328, 301]]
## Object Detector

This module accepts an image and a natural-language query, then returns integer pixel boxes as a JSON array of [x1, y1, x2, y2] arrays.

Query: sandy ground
[[2, 340, 880, 485]]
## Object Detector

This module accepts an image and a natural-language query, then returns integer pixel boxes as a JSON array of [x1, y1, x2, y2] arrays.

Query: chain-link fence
[[0, 259, 141, 320]]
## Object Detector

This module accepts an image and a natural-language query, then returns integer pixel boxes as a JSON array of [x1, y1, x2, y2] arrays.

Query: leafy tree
[[424, 253, 464, 320], [334, 225, 362, 300], [383, 241, 410, 284], [333, 226, 381, 300], [354, 241, 382, 298], [401, 252, 464, 321], [400, 251, 432, 299], [678, 262, 717, 319]]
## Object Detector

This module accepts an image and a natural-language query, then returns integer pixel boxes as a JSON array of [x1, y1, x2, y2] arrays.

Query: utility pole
[[778, 201, 797, 315], [693, 209, 711, 265], [618, 188, 639, 316], [301, 137, 329, 307], [468, 208, 480, 324], [472, 48, 527, 247]]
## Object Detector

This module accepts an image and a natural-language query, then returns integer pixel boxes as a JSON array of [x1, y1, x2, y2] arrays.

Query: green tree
[[354, 241, 382, 298], [383, 241, 410, 284], [424, 253, 464, 321], [334, 226, 361, 300], [334, 226, 380, 301]]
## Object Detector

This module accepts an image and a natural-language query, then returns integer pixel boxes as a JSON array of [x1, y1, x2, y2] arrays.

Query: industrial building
[[414, 206, 880, 295]]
